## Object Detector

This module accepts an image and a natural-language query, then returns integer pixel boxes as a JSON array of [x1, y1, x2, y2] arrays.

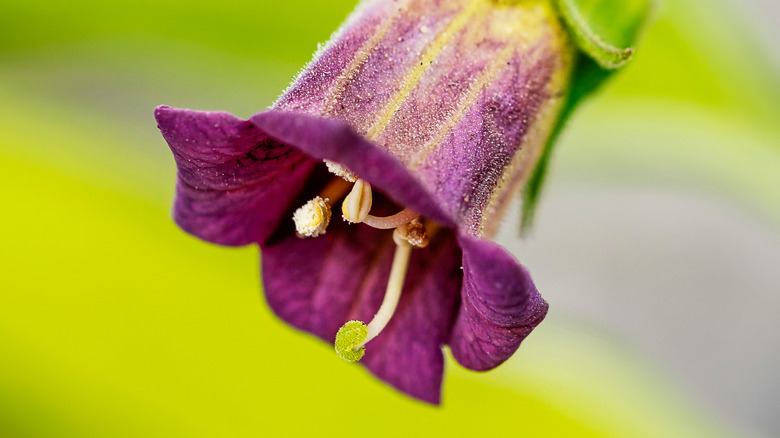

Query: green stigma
[[335, 320, 367, 362]]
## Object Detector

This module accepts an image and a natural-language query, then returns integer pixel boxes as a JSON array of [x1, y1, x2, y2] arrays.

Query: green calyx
[[554, 0, 653, 69], [334, 320, 367, 363], [521, 0, 653, 233]]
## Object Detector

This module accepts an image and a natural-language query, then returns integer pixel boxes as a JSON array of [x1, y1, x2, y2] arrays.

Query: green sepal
[[554, 0, 653, 69], [520, 0, 652, 233]]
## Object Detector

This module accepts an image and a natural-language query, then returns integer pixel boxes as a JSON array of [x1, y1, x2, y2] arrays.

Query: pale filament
[[325, 168, 433, 353], [356, 239, 413, 349], [319, 176, 352, 202], [331, 173, 434, 356], [340, 176, 421, 229], [362, 208, 419, 230]]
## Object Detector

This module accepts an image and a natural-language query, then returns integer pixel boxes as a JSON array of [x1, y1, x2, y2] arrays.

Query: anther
[[393, 219, 429, 248], [324, 160, 357, 182], [293, 196, 332, 238], [342, 179, 373, 223]]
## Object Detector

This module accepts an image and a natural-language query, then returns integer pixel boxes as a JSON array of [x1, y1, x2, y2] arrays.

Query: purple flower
[[156, 0, 575, 404]]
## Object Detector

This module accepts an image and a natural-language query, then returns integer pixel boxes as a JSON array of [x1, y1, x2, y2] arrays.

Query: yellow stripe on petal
[[366, 0, 486, 140]]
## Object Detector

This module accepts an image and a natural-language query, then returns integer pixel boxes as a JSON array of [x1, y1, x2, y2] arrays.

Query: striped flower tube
[[156, 0, 575, 403]]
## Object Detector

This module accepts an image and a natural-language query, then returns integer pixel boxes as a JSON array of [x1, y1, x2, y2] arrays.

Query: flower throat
[[292, 160, 430, 362]]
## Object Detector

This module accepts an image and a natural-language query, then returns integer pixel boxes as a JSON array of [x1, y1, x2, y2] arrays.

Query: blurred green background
[[1, 0, 778, 437]]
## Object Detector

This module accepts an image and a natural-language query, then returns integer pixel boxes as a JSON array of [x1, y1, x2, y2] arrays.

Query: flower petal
[[251, 111, 455, 227], [155, 106, 316, 246], [260, 218, 388, 340], [361, 233, 461, 404], [449, 234, 548, 371], [260, 217, 461, 404]]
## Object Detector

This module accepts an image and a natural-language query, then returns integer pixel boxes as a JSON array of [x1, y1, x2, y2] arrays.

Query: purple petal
[[155, 106, 316, 246], [250, 111, 455, 228], [274, 0, 571, 237], [260, 218, 389, 340], [449, 234, 548, 371], [361, 234, 461, 404], [260, 217, 461, 404]]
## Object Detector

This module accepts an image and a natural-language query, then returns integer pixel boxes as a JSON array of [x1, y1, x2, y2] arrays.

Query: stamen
[[324, 160, 357, 182], [292, 196, 332, 237], [342, 179, 373, 223], [334, 238, 413, 362], [362, 208, 419, 230]]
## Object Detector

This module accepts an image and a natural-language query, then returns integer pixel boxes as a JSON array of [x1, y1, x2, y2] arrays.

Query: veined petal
[[155, 106, 316, 246], [449, 234, 548, 371], [361, 234, 461, 404]]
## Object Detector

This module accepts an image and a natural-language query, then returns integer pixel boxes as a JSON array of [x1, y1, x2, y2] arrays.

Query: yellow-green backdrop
[[1, 0, 778, 437]]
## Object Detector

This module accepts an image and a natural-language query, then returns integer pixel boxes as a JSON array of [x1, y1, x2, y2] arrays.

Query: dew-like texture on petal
[[155, 106, 316, 246], [317, 0, 464, 131], [275, 0, 574, 237], [261, 217, 461, 404], [273, 0, 394, 114], [449, 234, 548, 371], [412, 47, 558, 236]]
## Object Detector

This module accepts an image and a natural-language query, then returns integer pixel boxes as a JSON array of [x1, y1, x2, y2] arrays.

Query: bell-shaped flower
[[155, 0, 649, 403]]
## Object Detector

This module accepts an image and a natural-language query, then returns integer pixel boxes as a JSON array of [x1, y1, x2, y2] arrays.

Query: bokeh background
[[1, 0, 778, 436]]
